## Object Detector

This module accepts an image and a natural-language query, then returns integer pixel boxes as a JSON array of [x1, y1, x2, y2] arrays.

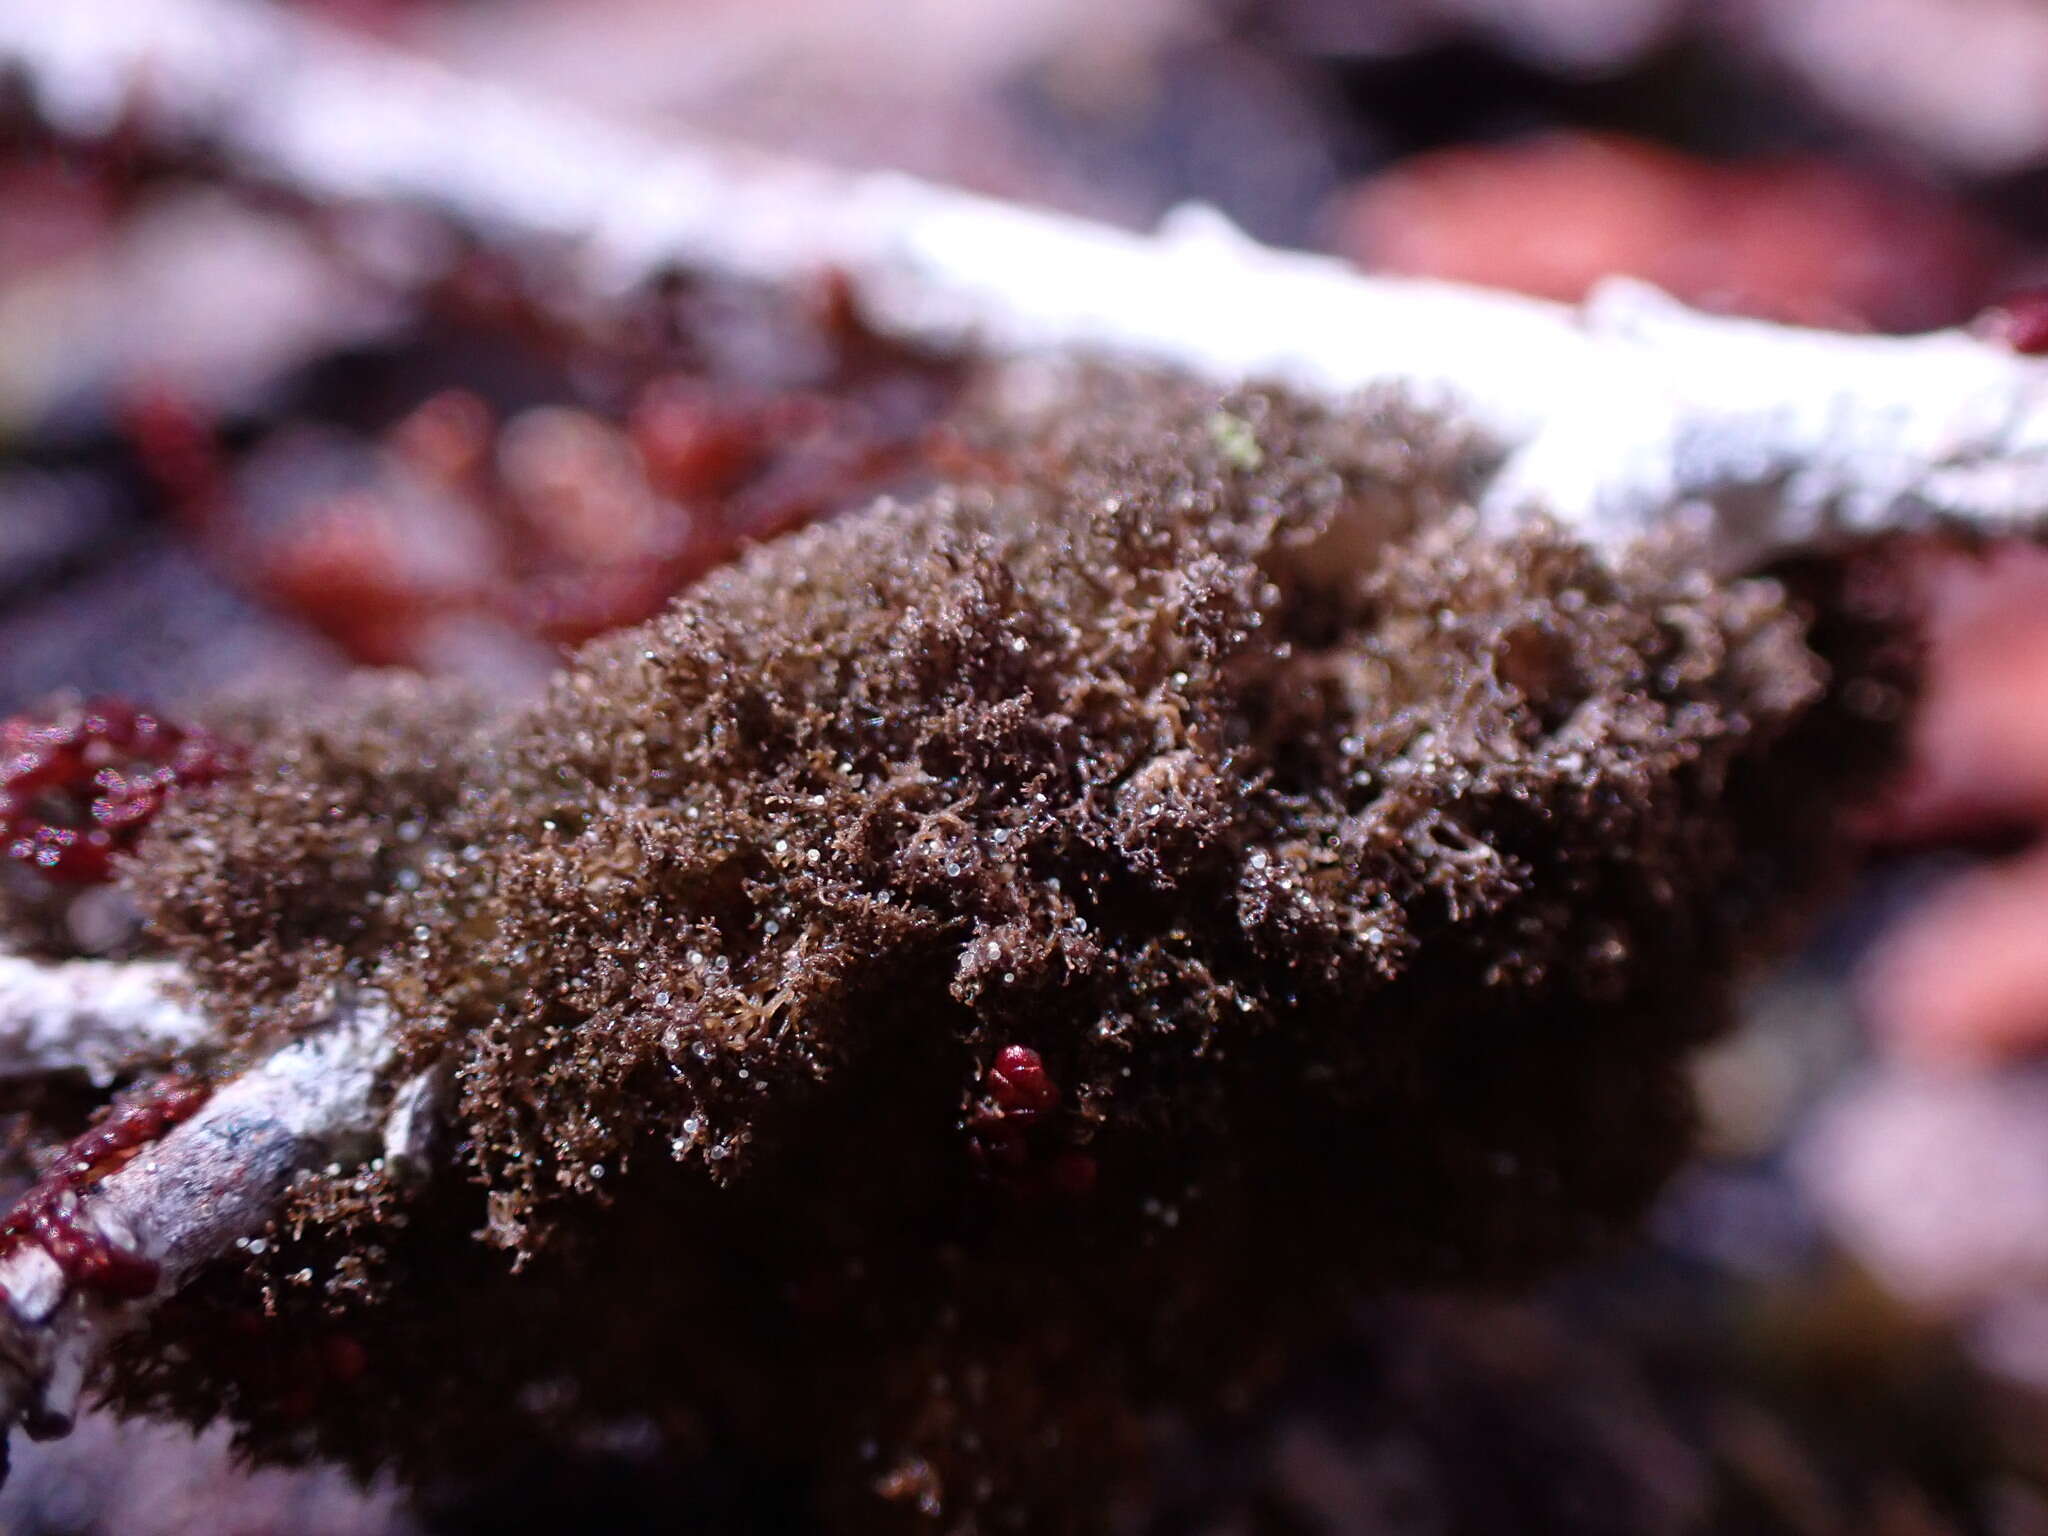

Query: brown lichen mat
[[49, 380, 1891, 1530]]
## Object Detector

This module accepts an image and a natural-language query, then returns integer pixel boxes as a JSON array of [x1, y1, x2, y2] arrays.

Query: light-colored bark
[[0, 958, 215, 1087], [0, 990, 397, 1441], [6, 0, 2048, 574]]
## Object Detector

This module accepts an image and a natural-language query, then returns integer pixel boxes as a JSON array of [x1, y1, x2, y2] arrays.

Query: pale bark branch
[[0, 989, 398, 1443], [0, 957, 216, 1087], [5, 0, 2048, 574]]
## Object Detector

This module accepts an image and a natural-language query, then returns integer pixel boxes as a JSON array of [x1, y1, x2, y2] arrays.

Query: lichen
[[114, 378, 1872, 1530], [129, 673, 490, 1046]]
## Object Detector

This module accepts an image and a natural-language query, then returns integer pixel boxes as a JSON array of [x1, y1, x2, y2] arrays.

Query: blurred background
[[7, 0, 2048, 1531]]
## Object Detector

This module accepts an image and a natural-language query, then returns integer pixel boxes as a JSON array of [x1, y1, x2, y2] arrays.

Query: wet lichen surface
[[102, 380, 1883, 1531]]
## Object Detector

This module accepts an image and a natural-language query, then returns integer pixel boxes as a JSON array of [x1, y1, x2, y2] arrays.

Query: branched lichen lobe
[[118, 381, 1870, 1530]]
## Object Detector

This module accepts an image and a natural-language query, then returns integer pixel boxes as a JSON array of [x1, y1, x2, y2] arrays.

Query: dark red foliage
[[968, 1046, 1091, 1197], [1976, 286, 2048, 354], [120, 384, 228, 534], [208, 377, 945, 665], [0, 1077, 210, 1302], [0, 698, 241, 884], [116, 264, 962, 670], [1333, 131, 2003, 333]]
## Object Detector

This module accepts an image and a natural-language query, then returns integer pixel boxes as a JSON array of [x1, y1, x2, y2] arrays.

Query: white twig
[[0, 957, 216, 1087], [1, 0, 2047, 1477], [5, 0, 2048, 572], [0, 991, 398, 1442]]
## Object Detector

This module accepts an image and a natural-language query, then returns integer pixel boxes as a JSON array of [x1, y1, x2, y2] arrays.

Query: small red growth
[[0, 697, 241, 883], [1976, 287, 2048, 354], [204, 1313, 373, 1421], [967, 1045, 1095, 1198], [121, 384, 228, 534], [321, 1333, 370, 1385], [988, 1044, 1059, 1115], [0, 1076, 211, 1301]]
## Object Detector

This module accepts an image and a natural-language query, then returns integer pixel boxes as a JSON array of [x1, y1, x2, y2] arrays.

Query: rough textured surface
[[110, 382, 1872, 1530], [129, 674, 489, 1051]]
